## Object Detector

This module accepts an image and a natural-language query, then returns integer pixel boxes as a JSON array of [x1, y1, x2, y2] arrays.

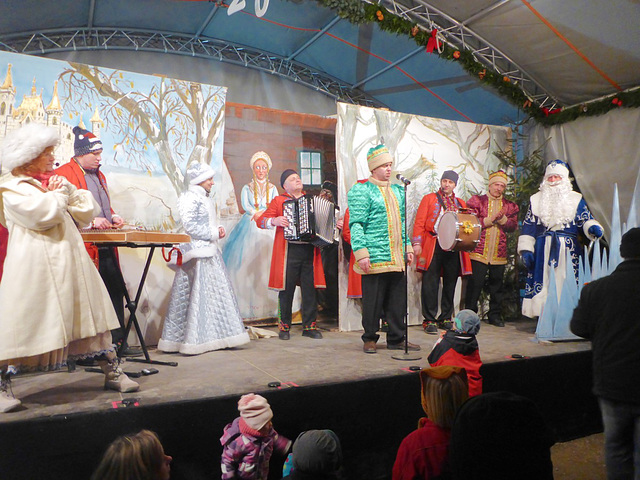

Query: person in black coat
[[570, 227, 640, 480]]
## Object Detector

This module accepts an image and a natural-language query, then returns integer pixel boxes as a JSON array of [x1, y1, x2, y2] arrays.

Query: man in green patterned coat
[[347, 144, 419, 354]]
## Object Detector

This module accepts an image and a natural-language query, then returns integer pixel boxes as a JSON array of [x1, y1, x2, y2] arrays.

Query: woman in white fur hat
[[158, 161, 249, 355], [0, 124, 139, 414]]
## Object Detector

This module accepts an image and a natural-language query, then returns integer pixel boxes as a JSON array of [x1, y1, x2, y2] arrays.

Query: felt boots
[[97, 357, 139, 393], [0, 366, 21, 413]]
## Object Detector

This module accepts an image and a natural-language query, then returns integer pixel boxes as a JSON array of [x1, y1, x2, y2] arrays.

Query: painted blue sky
[[0, 50, 225, 174]]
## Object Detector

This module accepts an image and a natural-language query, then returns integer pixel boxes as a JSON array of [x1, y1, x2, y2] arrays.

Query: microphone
[[396, 173, 411, 185]]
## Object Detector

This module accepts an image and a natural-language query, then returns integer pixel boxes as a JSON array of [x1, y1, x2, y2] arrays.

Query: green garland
[[313, 0, 640, 126]]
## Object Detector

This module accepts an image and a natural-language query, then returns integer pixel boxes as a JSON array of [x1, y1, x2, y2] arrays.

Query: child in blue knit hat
[[427, 309, 483, 396]]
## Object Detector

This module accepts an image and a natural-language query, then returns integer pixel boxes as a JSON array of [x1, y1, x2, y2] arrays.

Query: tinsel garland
[[312, 0, 640, 126]]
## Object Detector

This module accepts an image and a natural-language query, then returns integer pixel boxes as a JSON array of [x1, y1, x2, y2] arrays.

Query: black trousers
[[421, 243, 460, 323], [278, 243, 317, 330], [361, 271, 405, 344], [318, 243, 338, 317], [98, 246, 127, 344], [465, 260, 506, 323]]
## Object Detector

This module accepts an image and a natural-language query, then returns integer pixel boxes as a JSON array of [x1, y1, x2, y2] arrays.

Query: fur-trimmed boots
[[97, 355, 139, 393], [1, 366, 21, 413]]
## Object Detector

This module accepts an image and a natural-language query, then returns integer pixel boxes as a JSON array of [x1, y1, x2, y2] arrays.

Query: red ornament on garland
[[426, 29, 439, 53], [542, 107, 562, 117], [612, 98, 623, 106]]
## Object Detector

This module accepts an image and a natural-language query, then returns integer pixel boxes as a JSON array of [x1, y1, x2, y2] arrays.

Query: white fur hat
[[0, 124, 59, 172], [187, 162, 215, 185]]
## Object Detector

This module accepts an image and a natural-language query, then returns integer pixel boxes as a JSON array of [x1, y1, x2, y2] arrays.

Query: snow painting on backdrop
[[336, 103, 511, 331], [0, 50, 228, 344]]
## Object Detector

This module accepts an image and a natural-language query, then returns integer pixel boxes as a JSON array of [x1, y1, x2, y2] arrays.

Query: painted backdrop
[[0, 50, 228, 344], [336, 103, 511, 331]]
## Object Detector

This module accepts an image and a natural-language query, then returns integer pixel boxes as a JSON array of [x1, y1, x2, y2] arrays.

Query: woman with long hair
[[392, 365, 469, 480], [91, 430, 172, 480]]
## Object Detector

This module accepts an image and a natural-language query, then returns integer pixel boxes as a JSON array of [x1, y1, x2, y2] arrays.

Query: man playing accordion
[[257, 169, 326, 340]]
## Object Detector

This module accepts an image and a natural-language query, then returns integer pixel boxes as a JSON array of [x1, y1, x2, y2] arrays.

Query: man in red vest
[[257, 169, 325, 340]]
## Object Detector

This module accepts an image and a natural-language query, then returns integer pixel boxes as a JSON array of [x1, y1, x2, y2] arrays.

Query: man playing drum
[[412, 170, 472, 334], [464, 170, 519, 327]]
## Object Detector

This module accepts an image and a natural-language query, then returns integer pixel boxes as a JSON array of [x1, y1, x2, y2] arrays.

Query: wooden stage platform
[[0, 317, 601, 480]]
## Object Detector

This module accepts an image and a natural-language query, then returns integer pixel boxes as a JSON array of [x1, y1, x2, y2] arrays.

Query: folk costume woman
[[0, 124, 138, 413], [158, 162, 249, 355], [222, 151, 279, 320]]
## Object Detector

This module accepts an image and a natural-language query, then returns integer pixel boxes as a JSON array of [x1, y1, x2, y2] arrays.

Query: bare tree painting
[[336, 103, 510, 332], [58, 63, 228, 227]]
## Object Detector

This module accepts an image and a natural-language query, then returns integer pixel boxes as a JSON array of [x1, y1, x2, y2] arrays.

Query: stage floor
[[1, 316, 592, 424]]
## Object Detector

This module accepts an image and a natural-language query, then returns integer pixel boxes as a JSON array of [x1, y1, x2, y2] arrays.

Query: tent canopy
[[0, 0, 638, 126]]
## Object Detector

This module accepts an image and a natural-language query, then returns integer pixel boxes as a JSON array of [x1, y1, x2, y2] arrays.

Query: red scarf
[[32, 171, 54, 189]]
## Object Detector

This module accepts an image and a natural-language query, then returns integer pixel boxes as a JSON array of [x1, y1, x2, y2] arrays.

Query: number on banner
[[227, 0, 269, 17], [255, 0, 269, 17], [227, 0, 246, 15]]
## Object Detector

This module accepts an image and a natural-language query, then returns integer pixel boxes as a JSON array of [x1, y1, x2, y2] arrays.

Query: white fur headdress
[[187, 162, 215, 185], [250, 151, 272, 170], [0, 124, 59, 172]]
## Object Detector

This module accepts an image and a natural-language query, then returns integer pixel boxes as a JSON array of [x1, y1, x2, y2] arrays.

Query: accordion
[[283, 195, 339, 248]]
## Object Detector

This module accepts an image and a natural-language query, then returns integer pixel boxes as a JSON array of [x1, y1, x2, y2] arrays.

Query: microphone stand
[[392, 178, 421, 361]]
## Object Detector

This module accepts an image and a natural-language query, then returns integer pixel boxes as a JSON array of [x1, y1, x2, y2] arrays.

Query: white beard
[[538, 178, 575, 228]]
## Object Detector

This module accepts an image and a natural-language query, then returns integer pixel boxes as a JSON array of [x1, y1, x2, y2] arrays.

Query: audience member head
[[288, 429, 343, 479], [91, 429, 172, 480], [238, 393, 273, 433], [450, 391, 554, 480], [1, 123, 59, 176], [620, 227, 640, 259], [453, 309, 481, 335], [419, 366, 469, 429]]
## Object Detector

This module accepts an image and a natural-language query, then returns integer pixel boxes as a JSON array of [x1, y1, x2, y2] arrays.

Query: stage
[[0, 316, 601, 480]]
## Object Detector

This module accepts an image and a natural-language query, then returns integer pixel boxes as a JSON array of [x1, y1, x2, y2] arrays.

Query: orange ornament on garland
[[376, 10, 384, 21]]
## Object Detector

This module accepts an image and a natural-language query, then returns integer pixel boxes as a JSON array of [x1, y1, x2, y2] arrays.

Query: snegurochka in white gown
[[223, 151, 279, 320], [159, 162, 249, 355]]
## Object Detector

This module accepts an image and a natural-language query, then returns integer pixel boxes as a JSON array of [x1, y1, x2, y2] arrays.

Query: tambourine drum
[[437, 211, 481, 252]]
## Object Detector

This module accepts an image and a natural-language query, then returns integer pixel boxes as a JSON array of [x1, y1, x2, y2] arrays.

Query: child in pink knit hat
[[220, 393, 291, 480]]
